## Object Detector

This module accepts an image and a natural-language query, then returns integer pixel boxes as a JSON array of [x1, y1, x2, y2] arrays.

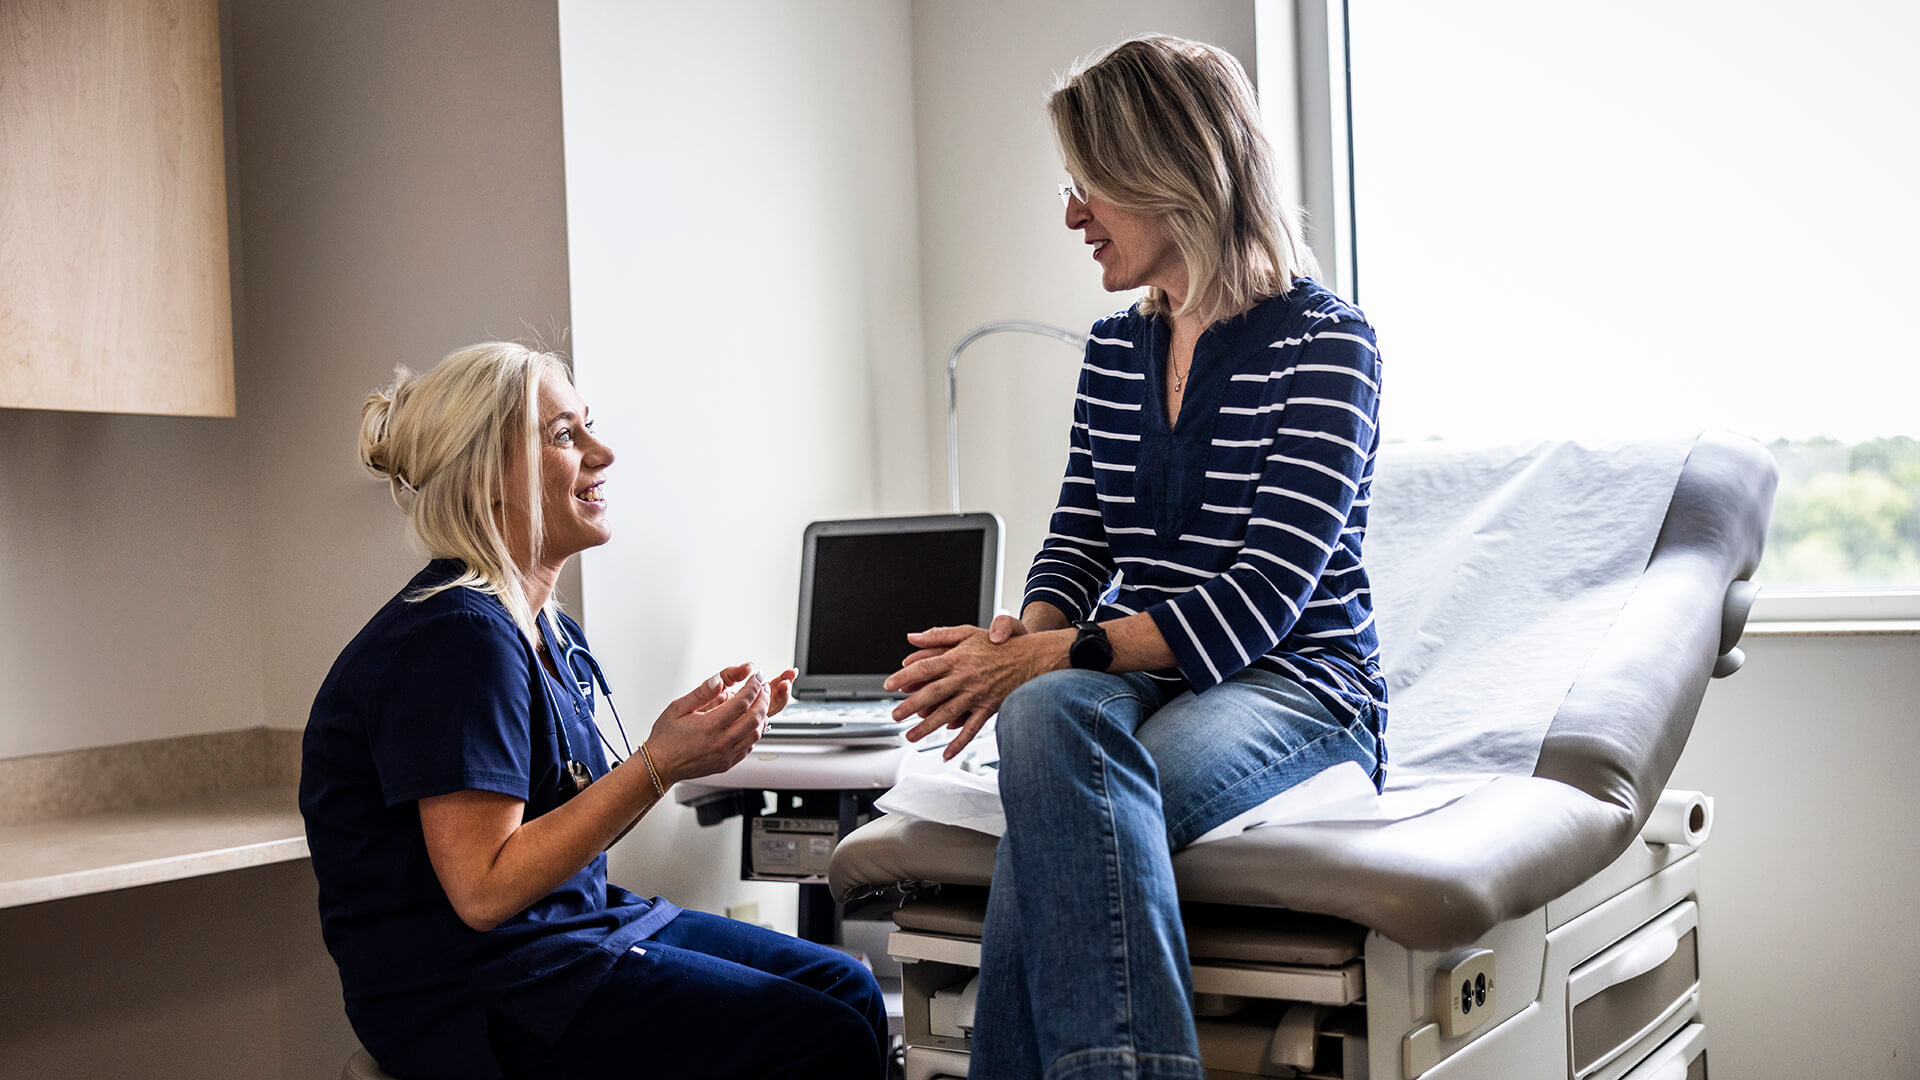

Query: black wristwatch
[[1068, 620, 1114, 672]]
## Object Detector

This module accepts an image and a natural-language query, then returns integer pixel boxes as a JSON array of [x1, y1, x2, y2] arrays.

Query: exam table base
[[889, 844, 1709, 1080]]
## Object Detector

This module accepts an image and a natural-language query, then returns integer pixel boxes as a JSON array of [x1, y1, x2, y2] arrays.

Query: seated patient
[[886, 37, 1387, 1080], [301, 342, 886, 1079]]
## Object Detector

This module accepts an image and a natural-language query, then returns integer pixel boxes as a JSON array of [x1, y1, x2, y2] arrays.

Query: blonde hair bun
[[358, 366, 418, 491]]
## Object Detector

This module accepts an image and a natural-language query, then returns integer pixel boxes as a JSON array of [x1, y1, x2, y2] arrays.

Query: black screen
[[806, 530, 984, 675]]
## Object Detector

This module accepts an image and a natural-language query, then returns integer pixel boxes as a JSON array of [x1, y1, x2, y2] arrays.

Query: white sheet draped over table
[[877, 438, 1697, 841]]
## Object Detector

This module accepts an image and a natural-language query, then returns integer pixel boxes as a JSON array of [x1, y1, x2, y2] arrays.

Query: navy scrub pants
[[486, 910, 888, 1078]]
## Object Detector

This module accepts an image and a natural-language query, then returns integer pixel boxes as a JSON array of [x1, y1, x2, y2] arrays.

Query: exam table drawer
[[1568, 901, 1700, 1077], [1618, 1023, 1707, 1080], [888, 928, 1366, 1006]]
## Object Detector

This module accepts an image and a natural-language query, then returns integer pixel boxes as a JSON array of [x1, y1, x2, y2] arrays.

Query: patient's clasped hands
[[888, 614, 1057, 760]]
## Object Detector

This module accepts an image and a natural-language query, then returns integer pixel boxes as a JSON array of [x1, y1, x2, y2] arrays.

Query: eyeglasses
[[1058, 180, 1091, 208]]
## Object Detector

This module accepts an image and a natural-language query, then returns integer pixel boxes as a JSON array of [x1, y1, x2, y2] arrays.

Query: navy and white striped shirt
[[1023, 279, 1388, 735]]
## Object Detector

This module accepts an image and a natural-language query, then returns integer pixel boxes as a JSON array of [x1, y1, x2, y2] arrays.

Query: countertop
[[0, 785, 307, 909]]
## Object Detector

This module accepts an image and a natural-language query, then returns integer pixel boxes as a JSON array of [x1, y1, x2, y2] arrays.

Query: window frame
[[1271, 0, 1920, 627], [1744, 589, 1920, 631]]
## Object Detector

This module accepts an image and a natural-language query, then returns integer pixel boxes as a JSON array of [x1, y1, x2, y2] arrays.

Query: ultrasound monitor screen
[[806, 530, 984, 676]]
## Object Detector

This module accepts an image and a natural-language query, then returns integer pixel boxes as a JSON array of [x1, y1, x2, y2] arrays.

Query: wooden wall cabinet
[[1, 0, 234, 417]]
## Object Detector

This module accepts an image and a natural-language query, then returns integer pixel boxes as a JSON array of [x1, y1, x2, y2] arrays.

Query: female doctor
[[300, 342, 887, 1079], [885, 36, 1388, 1080]]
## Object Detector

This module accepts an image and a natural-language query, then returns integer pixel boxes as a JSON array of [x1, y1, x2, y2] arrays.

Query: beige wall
[[232, 0, 579, 733], [0, 0, 265, 765], [226, 4, 582, 1071], [0, 410, 265, 757], [0, 0, 577, 756], [0, 864, 299, 1078], [2, 1, 578, 1077]]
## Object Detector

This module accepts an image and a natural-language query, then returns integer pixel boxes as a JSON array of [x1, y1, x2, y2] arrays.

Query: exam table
[[826, 431, 1776, 1080]]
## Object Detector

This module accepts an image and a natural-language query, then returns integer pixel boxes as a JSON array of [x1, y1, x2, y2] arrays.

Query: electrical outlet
[[1433, 948, 1496, 1038], [725, 900, 761, 925]]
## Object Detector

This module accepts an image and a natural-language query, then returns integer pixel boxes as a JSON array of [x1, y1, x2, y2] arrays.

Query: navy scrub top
[[301, 560, 680, 1079]]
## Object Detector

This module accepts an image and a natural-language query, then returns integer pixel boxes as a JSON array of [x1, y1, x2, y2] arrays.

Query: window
[[1312, 0, 1920, 610]]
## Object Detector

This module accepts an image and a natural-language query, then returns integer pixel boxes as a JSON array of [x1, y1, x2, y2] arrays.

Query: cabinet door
[[1, 0, 234, 417]]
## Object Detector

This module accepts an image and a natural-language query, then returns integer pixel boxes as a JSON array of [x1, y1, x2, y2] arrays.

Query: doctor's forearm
[[424, 768, 660, 932], [507, 766, 660, 873]]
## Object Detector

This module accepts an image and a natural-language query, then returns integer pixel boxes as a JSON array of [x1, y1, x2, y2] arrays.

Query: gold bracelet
[[638, 741, 666, 799]]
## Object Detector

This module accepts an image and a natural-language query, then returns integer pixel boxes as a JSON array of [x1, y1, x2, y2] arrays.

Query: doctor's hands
[[757, 666, 799, 717], [644, 664, 798, 785], [886, 615, 1059, 761], [703, 663, 797, 719]]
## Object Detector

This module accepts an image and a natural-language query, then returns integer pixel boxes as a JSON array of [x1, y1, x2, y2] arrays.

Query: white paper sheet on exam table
[[874, 755, 1485, 844], [874, 439, 1695, 839], [869, 729, 1009, 833]]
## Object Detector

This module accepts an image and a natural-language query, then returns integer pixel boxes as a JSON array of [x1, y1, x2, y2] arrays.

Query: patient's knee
[[1000, 670, 1110, 736], [997, 669, 1133, 775]]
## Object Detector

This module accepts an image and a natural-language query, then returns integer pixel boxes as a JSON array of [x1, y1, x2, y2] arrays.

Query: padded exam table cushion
[[827, 433, 1776, 950]]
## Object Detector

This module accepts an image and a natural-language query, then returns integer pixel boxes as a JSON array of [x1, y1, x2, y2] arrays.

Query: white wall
[[557, 0, 1261, 926], [558, 0, 932, 925], [1673, 633, 1920, 1078], [909, 0, 1259, 613]]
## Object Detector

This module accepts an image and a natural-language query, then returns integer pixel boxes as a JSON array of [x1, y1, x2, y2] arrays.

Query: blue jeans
[[970, 667, 1380, 1080], [486, 910, 887, 1078]]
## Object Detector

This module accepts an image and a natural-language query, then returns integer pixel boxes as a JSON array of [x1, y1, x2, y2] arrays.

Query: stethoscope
[[536, 614, 633, 803]]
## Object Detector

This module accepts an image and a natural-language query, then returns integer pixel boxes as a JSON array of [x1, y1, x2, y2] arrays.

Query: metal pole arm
[[945, 320, 1089, 513]]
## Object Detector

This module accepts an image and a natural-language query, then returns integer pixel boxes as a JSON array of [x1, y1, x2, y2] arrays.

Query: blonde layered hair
[[1048, 35, 1320, 324], [359, 341, 571, 642]]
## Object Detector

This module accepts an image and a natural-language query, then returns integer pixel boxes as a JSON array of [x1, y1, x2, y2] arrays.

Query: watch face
[[1071, 624, 1113, 671]]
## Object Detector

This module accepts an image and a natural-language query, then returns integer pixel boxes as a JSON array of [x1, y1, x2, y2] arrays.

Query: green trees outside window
[[1763, 437, 1920, 590]]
